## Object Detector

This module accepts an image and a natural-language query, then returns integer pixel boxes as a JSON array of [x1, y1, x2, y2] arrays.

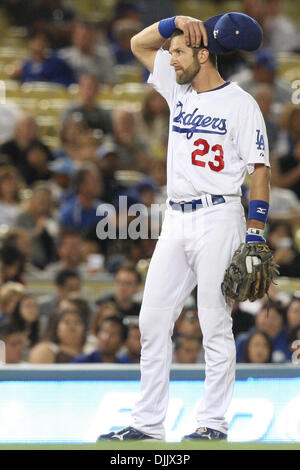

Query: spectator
[[149, 160, 167, 205], [131, 181, 157, 209], [106, 237, 157, 275], [59, 20, 117, 85], [241, 330, 273, 363], [266, 220, 300, 278], [1, 0, 38, 27], [139, 0, 176, 27], [14, 182, 58, 269], [242, 0, 266, 26], [110, 18, 142, 65], [0, 101, 22, 145], [96, 140, 126, 204], [0, 166, 23, 228], [38, 268, 81, 332], [11, 294, 41, 349], [54, 115, 89, 162], [1, 228, 42, 277], [174, 309, 202, 341], [263, 0, 300, 53], [230, 49, 291, 108], [267, 187, 300, 223], [231, 300, 256, 338], [61, 74, 113, 135], [28, 308, 86, 363], [44, 229, 83, 277], [172, 335, 203, 364], [0, 282, 25, 324], [80, 233, 106, 276], [113, 108, 152, 172], [72, 315, 128, 363], [0, 244, 26, 284], [96, 264, 142, 318], [0, 114, 53, 185], [22, 140, 54, 186], [58, 293, 93, 329], [274, 104, 300, 159], [0, 322, 26, 364], [46, 228, 107, 278], [236, 301, 291, 363], [59, 163, 106, 232], [48, 158, 75, 205], [31, 0, 77, 50], [286, 294, 300, 330], [252, 84, 279, 153], [135, 88, 169, 161], [14, 31, 76, 88], [287, 325, 300, 363], [106, 1, 143, 43], [83, 300, 119, 353], [271, 136, 300, 201], [117, 322, 141, 363], [72, 126, 103, 165]]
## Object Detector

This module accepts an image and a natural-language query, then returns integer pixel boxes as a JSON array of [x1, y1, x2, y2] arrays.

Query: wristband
[[158, 16, 177, 38], [246, 228, 265, 243], [248, 200, 269, 224]]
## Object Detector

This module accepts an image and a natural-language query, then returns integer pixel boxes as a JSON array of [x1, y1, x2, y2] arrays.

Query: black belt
[[169, 195, 225, 212]]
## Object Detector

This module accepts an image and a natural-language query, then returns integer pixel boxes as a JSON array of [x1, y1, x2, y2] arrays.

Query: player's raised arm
[[130, 16, 208, 73]]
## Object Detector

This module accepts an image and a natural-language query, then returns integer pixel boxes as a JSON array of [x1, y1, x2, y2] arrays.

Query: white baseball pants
[[131, 195, 246, 439]]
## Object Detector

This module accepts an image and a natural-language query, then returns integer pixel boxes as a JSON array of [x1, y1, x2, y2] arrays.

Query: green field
[[0, 441, 299, 450]]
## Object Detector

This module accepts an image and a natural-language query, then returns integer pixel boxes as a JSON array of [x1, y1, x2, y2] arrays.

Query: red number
[[191, 139, 224, 172], [191, 138, 209, 167], [209, 144, 224, 172]]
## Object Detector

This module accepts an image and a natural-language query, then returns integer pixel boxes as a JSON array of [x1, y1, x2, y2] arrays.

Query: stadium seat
[[114, 170, 147, 187], [278, 53, 300, 83]]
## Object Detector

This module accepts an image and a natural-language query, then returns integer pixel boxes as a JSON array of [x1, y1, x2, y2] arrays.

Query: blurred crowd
[[0, 0, 299, 365]]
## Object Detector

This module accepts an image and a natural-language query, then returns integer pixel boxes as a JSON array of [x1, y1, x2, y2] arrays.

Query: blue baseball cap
[[253, 49, 278, 71], [204, 12, 263, 55]]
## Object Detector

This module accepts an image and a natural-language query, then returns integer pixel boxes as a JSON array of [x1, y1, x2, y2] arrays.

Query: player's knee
[[202, 331, 235, 362], [139, 305, 173, 337]]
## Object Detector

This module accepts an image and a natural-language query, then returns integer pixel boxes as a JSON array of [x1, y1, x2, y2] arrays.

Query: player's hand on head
[[174, 16, 208, 48]]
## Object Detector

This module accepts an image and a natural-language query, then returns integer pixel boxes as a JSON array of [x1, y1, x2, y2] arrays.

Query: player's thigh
[[142, 235, 196, 310], [191, 200, 245, 308]]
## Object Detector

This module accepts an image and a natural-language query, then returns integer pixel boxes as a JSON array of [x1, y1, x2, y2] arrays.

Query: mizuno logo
[[113, 430, 130, 440], [173, 101, 227, 139], [257, 208, 267, 214]]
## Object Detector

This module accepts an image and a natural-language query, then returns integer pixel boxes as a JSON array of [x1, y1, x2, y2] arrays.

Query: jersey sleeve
[[147, 48, 176, 106], [236, 96, 270, 174]]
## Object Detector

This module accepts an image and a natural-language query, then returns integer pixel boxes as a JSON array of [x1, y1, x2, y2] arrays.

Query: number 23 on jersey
[[191, 138, 224, 172]]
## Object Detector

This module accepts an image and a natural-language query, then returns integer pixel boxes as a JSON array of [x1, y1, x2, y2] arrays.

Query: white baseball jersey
[[148, 48, 270, 202]]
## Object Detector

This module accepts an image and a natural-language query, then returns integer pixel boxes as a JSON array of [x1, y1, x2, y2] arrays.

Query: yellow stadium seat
[[114, 65, 144, 84], [21, 81, 70, 99], [115, 170, 146, 187], [112, 82, 147, 102]]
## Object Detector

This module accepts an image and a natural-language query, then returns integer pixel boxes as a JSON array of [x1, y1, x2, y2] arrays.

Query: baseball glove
[[221, 242, 280, 303]]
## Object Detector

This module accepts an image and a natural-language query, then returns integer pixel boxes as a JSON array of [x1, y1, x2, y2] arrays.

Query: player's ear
[[197, 48, 210, 65]]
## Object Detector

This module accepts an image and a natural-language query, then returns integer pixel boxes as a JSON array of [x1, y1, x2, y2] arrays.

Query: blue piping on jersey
[[196, 81, 231, 94], [172, 125, 227, 136]]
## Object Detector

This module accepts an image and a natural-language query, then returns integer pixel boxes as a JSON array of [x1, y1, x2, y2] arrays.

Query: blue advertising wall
[[0, 365, 299, 443]]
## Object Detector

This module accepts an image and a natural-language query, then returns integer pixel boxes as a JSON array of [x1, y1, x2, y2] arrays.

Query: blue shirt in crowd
[[72, 350, 126, 364], [59, 195, 106, 232], [236, 327, 292, 363], [21, 53, 76, 87]]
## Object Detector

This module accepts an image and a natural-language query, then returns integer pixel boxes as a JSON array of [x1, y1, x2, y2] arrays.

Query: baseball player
[[99, 12, 272, 441]]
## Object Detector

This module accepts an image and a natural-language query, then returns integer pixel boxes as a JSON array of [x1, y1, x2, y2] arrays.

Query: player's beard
[[175, 56, 201, 85]]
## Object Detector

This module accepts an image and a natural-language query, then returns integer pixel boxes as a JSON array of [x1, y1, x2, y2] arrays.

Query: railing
[[0, 363, 299, 380]]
